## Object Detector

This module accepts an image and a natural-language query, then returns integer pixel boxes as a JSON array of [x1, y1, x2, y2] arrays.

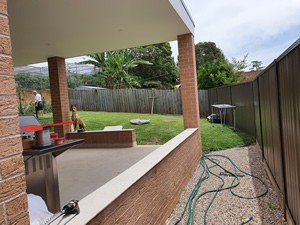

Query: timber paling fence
[[208, 38, 300, 225], [69, 89, 209, 116]]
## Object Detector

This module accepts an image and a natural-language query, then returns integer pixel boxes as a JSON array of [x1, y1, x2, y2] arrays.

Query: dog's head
[[70, 104, 77, 112]]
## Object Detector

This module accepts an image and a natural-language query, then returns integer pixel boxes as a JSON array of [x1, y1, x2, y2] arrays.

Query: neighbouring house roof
[[8, 0, 194, 66], [240, 70, 262, 82], [14, 65, 48, 76], [74, 86, 106, 90], [14, 64, 96, 76]]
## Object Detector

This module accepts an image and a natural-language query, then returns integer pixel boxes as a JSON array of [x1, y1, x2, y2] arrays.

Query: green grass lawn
[[39, 111, 254, 152]]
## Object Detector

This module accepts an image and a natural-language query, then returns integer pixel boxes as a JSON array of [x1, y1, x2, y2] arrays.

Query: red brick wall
[[48, 57, 70, 138], [178, 33, 200, 129], [0, 0, 30, 223], [88, 129, 201, 224], [66, 129, 136, 147]]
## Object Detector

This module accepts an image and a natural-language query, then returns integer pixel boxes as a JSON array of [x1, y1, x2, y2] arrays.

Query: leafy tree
[[78, 74, 104, 87], [129, 43, 179, 89], [81, 50, 151, 89], [231, 54, 248, 75], [195, 42, 225, 70], [80, 53, 106, 69], [195, 41, 249, 89], [197, 59, 239, 89], [15, 73, 50, 90], [102, 50, 150, 89], [79, 53, 107, 86], [67, 74, 81, 89], [251, 60, 264, 71], [16, 72, 88, 89]]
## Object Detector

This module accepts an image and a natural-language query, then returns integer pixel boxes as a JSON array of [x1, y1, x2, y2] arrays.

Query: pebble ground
[[166, 145, 287, 225]]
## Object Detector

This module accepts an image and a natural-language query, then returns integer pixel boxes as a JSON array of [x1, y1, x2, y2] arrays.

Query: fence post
[[256, 78, 264, 158], [275, 59, 288, 221]]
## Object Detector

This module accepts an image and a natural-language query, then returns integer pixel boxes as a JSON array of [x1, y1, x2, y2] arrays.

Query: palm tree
[[81, 50, 151, 89], [79, 53, 108, 86]]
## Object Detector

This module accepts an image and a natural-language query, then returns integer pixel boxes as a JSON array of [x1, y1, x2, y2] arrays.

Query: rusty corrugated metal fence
[[207, 38, 300, 225]]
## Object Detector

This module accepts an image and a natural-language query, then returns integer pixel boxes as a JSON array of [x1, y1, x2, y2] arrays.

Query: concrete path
[[56, 146, 159, 207]]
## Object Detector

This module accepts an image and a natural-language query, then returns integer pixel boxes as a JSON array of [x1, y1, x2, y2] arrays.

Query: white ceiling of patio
[[8, 0, 194, 66]]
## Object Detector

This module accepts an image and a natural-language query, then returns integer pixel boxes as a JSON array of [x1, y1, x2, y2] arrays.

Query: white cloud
[[31, 0, 300, 69], [171, 0, 300, 67]]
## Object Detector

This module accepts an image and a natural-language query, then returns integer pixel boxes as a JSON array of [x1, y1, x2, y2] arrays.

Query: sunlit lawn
[[39, 112, 254, 152]]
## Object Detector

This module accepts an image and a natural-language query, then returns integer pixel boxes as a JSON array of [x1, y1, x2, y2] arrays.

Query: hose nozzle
[[240, 216, 253, 225], [62, 200, 80, 215]]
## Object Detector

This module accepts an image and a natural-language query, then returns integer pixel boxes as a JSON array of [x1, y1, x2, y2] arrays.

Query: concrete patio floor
[[56, 145, 159, 208]]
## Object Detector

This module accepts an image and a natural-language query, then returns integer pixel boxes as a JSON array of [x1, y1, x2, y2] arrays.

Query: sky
[[174, 0, 300, 68], [31, 0, 300, 69]]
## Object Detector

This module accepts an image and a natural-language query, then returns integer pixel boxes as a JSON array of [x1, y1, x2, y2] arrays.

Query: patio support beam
[[178, 33, 200, 129], [0, 0, 30, 223], [48, 57, 70, 137]]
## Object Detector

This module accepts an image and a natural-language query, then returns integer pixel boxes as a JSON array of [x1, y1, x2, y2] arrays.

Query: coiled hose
[[174, 154, 269, 225]]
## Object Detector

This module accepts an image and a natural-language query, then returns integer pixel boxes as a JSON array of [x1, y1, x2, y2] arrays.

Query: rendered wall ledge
[[66, 128, 201, 225]]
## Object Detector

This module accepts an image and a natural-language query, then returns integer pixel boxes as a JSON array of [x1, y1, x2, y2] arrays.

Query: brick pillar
[[48, 57, 70, 137], [178, 33, 200, 128], [0, 1, 30, 224]]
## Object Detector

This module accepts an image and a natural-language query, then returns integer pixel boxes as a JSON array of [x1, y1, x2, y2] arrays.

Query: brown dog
[[70, 104, 86, 131]]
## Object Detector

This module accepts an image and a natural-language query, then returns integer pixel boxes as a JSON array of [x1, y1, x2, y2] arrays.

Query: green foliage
[[18, 103, 35, 115], [197, 59, 239, 89], [16, 43, 177, 90], [17, 100, 52, 115], [102, 50, 151, 89], [251, 60, 264, 71], [195, 42, 225, 70], [129, 43, 179, 89], [231, 54, 249, 75], [195, 42, 245, 89], [77, 74, 105, 87], [67, 75, 81, 89], [16, 88, 52, 115], [81, 50, 151, 89], [15, 73, 50, 90], [16, 88, 34, 114], [42, 98, 52, 114], [39, 112, 254, 151], [83, 53, 106, 68], [15, 73, 96, 90]]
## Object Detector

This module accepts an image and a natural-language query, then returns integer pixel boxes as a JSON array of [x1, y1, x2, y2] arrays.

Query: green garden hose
[[174, 154, 269, 225]]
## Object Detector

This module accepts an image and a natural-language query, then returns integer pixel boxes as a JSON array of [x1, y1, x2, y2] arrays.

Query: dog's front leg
[[74, 118, 78, 131]]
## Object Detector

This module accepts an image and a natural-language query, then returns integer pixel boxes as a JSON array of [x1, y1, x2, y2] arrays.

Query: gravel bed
[[166, 145, 286, 225]]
